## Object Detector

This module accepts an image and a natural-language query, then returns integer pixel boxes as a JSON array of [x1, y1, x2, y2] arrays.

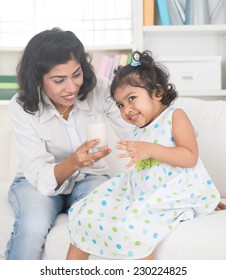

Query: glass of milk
[[86, 114, 107, 153]]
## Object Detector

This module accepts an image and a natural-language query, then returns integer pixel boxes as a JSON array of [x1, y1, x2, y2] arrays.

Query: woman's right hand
[[73, 139, 112, 168]]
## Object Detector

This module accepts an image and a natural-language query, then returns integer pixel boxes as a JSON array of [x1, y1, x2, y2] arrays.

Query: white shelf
[[143, 24, 226, 35], [0, 100, 10, 105], [179, 90, 226, 97]]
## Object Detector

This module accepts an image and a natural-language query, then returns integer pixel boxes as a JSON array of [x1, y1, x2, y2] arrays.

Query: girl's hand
[[73, 139, 112, 168], [116, 140, 151, 169]]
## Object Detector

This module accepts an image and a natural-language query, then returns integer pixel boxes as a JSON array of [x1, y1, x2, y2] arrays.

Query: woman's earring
[[37, 86, 41, 101]]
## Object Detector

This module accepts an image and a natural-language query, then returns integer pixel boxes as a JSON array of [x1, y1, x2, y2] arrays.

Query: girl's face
[[42, 58, 84, 108], [114, 85, 166, 128]]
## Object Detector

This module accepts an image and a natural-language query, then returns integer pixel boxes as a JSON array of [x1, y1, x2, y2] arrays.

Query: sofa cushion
[[175, 97, 226, 197]]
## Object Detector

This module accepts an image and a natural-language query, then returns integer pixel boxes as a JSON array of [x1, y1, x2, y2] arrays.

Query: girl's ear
[[152, 84, 164, 100]]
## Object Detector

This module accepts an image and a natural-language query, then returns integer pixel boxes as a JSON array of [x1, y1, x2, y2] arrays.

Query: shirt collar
[[38, 92, 91, 123]]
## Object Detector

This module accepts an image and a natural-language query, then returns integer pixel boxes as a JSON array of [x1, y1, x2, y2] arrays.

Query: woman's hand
[[54, 139, 112, 187], [73, 139, 112, 168]]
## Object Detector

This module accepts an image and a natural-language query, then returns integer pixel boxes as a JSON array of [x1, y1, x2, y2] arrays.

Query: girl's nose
[[125, 106, 132, 115]]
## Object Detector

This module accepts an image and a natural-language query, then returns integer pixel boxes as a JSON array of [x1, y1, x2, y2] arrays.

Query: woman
[[5, 27, 132, 259]]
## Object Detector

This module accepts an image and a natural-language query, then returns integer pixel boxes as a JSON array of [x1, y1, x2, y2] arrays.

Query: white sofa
[[1, 97, 226, 260]]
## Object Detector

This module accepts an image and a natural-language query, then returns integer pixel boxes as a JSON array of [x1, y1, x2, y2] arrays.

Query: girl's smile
[[114, 85, 166, 128]]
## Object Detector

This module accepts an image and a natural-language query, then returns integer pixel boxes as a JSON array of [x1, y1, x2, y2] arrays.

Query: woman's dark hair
[[110, 50, 178, 106], [17, 27, 96, 113]]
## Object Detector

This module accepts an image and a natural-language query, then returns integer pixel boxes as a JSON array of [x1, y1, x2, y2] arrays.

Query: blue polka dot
[[92, 239, 97, 244], [108, 235, 113, 241], [101, 200, 107, 206], [129, 225, 134, 230], [202, 197, 207, 200], [168, 172, 172, 176], [85, 231, 88, 236], [161, 129, 166, 135], [153, 232, 158, 239], [140, 191, 145, 196], [99, 225, 103, 231], [108, 188, 113, 192], [170, 137, 174, 142], [116, 244, 122, 249], [99, 212, 105, 217], [145, 202, 151, 208], [100, 249, 104, 255], [121, 217, 127, 223], [69, 208, 73, 212], [111, 181, 116, 186], [207, 179, 212, 185], [162, 183, 167, 188], [78, 220, 81, 226], [145, 175, 150, 180], [190, 193, 195, 198], [142, 229, 148, 234], [154, 124, 159, 128], [128, 251, 133, 257], [170, 203, 174, 209]]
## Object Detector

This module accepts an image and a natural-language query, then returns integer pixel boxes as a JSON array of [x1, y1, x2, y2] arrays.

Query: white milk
[[87, 121, 107, 152]]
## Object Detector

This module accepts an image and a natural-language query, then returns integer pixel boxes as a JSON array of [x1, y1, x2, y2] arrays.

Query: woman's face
[[42, 58, 84, 107]]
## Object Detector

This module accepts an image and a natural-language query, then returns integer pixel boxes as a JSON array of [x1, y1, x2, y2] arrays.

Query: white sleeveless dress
[[68, 106, 220, 259]]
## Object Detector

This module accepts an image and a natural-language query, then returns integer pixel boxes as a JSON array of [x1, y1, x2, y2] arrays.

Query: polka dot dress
[[68, 107, 220, 259]]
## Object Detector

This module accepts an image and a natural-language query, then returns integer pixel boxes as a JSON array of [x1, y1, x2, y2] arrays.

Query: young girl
[[66, 51, 220, 260]]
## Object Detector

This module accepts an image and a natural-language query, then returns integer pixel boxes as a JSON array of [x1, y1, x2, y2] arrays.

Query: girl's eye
[[128, 96, 136, 102], [117, 103, 123, 109]]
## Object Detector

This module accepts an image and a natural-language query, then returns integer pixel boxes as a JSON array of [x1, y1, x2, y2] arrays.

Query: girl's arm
[[116, 109, 198, 169]]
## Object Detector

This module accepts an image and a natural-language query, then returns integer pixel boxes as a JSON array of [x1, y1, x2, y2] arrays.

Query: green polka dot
[[158, 177, 163, 182], [123, 236, 129, 241], [205, 204, 209, 208], [211, 194, 216, 199], [104, 242, 108, 247], [112, 227, 118, 232], [135, 241, 141, 246], [88, 223, 92, 229], [81, 237, 85, 242], [132, 209, 138, 214], [112, 216, 117, 220], [173, 210, 177, 216], [93, 190, 98, 194], [145, 219, 150, 224], [156, 197, 162, 203], [87, 209, 93, 215]]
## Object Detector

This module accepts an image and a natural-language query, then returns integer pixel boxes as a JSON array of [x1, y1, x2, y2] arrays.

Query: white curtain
[[0, 0, 133, 48]]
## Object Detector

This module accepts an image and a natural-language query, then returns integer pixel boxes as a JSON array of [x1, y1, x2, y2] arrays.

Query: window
[[0, 0, 133, 49]]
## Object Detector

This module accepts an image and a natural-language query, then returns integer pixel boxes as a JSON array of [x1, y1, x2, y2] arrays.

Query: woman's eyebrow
[[50, 66, 82, 79]]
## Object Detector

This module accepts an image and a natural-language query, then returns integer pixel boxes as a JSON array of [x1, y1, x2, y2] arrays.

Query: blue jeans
[[5, 174, 109, 260]]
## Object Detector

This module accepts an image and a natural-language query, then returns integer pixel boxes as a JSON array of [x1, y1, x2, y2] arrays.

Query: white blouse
[[9, 77, 132, 196]]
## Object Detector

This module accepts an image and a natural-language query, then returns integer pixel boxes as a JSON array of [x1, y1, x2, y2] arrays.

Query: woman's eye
[[73, 72, 81, 79], [54, 79, 64, 84]]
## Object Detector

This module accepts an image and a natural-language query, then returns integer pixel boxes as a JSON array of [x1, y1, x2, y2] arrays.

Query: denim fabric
[[5, 174, 109, 260]]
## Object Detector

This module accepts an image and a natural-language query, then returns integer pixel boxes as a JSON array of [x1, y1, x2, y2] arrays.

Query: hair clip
[[131, 59, 141, 67]]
